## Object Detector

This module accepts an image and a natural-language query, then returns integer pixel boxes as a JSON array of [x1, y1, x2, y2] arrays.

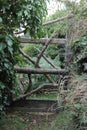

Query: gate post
[[65, 17, 72, 69]]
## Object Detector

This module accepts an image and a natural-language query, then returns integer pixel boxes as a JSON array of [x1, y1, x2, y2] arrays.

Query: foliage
[[54, 0, 87, 71], [71, 34, 87, 72], [65, 74, 87, 130], [0, 114, 26, 130], [66, 0, 87, 38], [0, 111, 70, 130], [46, 44, 65, 68], [43, 8, 68, 69], [45, 9, 67, 37], [72, 34, 87, 59], [0, 0, 47, 37], [23, 44, 39, 57], [0, 32, 19, 112], [0, 0, 47, 114]]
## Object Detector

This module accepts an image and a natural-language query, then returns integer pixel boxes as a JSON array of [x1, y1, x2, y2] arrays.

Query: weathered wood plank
[[14, 67, 69, 75], [20, 37, 66, 45]]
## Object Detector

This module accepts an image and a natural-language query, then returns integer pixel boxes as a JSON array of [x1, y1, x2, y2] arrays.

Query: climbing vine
[[0, 32, 19, 111], [0, 0, 47, 112]]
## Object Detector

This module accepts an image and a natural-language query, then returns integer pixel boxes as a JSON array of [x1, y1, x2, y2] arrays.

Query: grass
[[2, 74, 86, 130], [30, 111, 69, 130], [0, 110, 71, 130], [0, 92, 70, 130], [29, 92, 58, 100], [0, 114, 26, 130]]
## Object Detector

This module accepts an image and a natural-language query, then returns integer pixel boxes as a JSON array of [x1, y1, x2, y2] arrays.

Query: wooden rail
[[14, 67, 69, 75], [20, 37, 66, 45]]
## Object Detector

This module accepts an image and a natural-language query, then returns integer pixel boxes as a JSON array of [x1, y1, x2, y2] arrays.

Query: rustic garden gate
[[13, 15, 72, 102]]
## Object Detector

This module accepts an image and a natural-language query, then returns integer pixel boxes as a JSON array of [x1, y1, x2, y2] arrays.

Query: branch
[[24, 74, 32, 94], [19, 48, 36, 65], [35, 31, 57, 67], [19, 48, 54, 83], [43, 15, 73, 26], [13, 83, 59, 101], [19, 79, 25, 93], [14, 67, 69, 75], [36, 48, 60, 69]]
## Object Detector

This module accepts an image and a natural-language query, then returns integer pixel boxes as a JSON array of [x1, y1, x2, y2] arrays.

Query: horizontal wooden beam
[[14, 67, 68, 75], [20, 37, 66, 45]]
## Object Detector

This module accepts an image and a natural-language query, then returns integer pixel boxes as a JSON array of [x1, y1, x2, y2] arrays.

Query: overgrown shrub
[[65, 74, 87, 130]]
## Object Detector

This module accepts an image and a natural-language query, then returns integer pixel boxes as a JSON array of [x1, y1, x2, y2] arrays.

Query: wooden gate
[[13, 15, 72, 102]]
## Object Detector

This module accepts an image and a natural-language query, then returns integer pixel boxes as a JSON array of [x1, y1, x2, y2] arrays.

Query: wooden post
[[65, 17, 72, 68]]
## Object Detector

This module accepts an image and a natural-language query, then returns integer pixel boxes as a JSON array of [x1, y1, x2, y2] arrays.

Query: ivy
[[0, 33, 19, 111], [0, 0, 47, 38], [0, 0, 47, 114]]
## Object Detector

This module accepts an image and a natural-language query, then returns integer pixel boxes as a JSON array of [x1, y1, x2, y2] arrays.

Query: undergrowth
[[64, 74, 87, 130], [0, 74, 87, 130], [0, 111, 70, 130]]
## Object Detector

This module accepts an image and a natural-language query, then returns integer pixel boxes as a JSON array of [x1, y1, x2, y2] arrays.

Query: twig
[[36, 48, 60, 69]]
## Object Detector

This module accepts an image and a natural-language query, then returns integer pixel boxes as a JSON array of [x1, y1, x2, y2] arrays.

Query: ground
[[0, 110, 70, 130]]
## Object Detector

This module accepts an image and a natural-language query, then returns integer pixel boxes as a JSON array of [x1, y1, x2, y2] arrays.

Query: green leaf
[[6, 37, 13, 46], [18, 11, 22, 17], [74, 104, 81, 110], [0, 43, 6, 51], [8, 46, 13, 54], [0, 17, 2, 23], [0, 82, 5, 89], [4, 63, 9, 69], [0, 105, 3, 111], [24, 10, 28, 16]]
